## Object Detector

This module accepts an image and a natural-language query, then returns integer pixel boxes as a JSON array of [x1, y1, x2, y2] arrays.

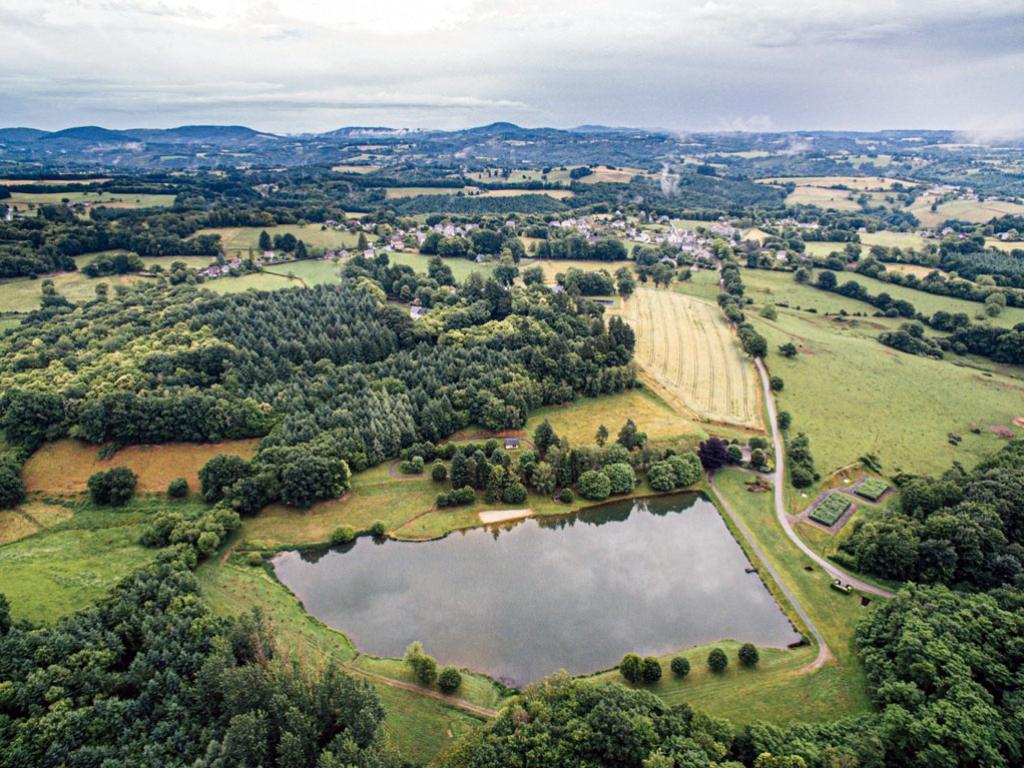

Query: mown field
[[383, 186, 573, 200], [617, 288, 763, 430], [0, 270, 153, 313], [906, 197, 1024, 228], [386, 251, 496, 281], [526, 257, 625, 285], [75, 250, 216, 271], [203, 271, 304, 293], [22, 438, 261, 495]]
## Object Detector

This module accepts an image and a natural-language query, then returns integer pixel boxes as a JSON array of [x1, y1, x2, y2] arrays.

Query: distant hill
[[41, 126, 137, 142], [123, 125, 278, 143], [0, 127, 50, 142]]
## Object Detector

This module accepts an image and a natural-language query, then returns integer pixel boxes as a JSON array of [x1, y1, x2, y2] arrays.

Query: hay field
[[526, 258, 625, 285], [8, 191, 175, 209], [907, 197, 1024, 228], [860, 231, 926, 250], [617, 288, 762, 430], [757, 175, 911, 191], [22, 438, 261, 495]]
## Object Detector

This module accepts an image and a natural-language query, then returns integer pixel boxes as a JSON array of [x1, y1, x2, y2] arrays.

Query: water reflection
[[273, 493, 800, 685]]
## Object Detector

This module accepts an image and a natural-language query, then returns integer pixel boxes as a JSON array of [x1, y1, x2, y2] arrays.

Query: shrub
[[370, 520, 387, 537], [667, 452, 702, 487], [331, 525, 356, 545], [0, 464, 26, 509], [727, 445, 743, 464], [558, 488, 574, 503], [437, 666, 463, 693], [398, 456, 425, 474], [698, 437, 730, 470], [738, 643, 760, 667], [770, 376, 784, 392], [245, 552, 263, 567], [167, 477, 189, 498], [577, 470, 611, 500], [670, 656, 691, 678], [436, 486, 476, 507], [405, 642, 438, 686], [620, 653, 642, 684], [87, 467, 138, 506], [430, 461, 448, 482], [502, 482, 528, 504], [603, 462, 636, 494], [641, 657, 662, 684], [708, 648, 728, 673]]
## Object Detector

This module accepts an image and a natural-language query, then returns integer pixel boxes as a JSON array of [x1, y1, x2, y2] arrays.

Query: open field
[[906, 197, 1024, 228], [383, 186, 573, 200], [0, 177, 111, 185], [802, 241, 847, 257], [860, 230, 927, 250], [0, 504, 158, 624], [194, 224, 361, 254], [0, 501, 74, 545], [0, 270, 153, 313], [758, 175, 913, 191], [616, 288, 763, 430], [386, 250, 496, 281], [264, 258, 343, 285], [986, 237, 1024, 253], [8, 191, 176, 209], [331, 164, 381, 173], [465, 165, 646, 186], [203, 271, 304, 293], [197, 557, 488, 764], [75, 250, 217, 271], [742, 289, 1024, 478], [22, 438, 261, 495], [525, 258, 626, 285]]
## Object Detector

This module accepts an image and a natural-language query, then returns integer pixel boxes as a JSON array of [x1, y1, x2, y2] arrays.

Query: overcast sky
[[1, 0, 1022, 135]]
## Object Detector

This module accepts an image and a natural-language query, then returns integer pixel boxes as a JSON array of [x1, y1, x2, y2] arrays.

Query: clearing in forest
[[617, 288, 762, 430]]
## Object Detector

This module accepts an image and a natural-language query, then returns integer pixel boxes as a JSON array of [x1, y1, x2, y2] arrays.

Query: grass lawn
[[860, 231, 926, 250], [22, 437, 261, 496], [0, 502, 160, 624], [197, 557, 488, 764], [264, 259, 344, 286]]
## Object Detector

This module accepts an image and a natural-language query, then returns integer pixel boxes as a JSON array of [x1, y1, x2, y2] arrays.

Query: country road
[[754, 358, 895, 599]]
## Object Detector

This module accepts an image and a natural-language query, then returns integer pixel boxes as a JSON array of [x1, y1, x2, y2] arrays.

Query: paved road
[[754, 358, 895, 599]]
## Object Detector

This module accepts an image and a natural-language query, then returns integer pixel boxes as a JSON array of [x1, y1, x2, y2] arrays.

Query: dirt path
[[345, 656, 498, 719], [755, 357, 895, 600]]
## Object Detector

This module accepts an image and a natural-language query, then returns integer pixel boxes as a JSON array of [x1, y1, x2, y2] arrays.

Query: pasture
[[616, 288, 763, 430], [0, 270, 153, 313], [264, 258, 343, 286], [194, 224, 362, 254], [860, 230, 927, 250], [0, 177, 111, 185], [526, 258, 625, 285], [22, 438, 261, 495], [757, 175, 912, 191], [75, 250, 216, 271], [330, 164, 381, 174], [387, 251, 496, 281], [203, 272, 304, 293], [0, 501, 73, 545], [906, 197, 1024, 228], [8, 191, 175, 209], [382, 186, 573, 200]]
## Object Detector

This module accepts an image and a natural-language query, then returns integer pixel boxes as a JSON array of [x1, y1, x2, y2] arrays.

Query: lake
[[273, 493, 801, 685]]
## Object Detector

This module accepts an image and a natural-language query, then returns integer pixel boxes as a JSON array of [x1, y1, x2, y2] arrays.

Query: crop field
[[809, 493, 852, 526], [617, 288, 762, 430], [0, 270, 153, 313], [906, 197, 1024, 228], [0, 501, 73, 545], [194, 224, 361, 254], [8, 191, 176, 209], [22, 437, 261, 495]]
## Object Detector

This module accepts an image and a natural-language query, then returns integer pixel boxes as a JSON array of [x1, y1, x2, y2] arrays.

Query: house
[[504, 437, 520, 450], [410, 305, 426, 320]]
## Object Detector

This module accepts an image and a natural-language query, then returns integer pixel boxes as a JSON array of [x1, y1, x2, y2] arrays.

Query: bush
[[502, 482, 527, 504], [641, 657, 662, 684], [577, 470, 612, 500], [558, 488, 574, 503], [430, 461, 448, 482], [87, 467, 138, 506], [0, 464, 26, 509], [667, 452, 702, 487], [398, 456, 425, 474], [770, 376, 784, 392], [245, 552, 263, 567], [436, 486, 476, 507], [437, 666, 462, 693], [167, 477, 189, 498], [198, 454, 251, 503], [670, 656, 691, 678], [620, 653, 642, 684], [726, 445, 743, 464], [370, 520, 387, 537], [708, 648, 728, 673], [647, 461, 676, 492], [405, 642, 438, 686], [603, 462, 636, 494], [738, 643, 760, 667], [331, 525, 356, 545]]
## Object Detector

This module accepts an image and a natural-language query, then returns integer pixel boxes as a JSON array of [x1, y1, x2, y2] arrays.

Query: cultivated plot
[[617, 288, 762, 430]]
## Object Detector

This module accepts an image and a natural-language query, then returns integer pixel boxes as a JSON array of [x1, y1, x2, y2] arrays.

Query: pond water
[[273, 494, 801, 685]]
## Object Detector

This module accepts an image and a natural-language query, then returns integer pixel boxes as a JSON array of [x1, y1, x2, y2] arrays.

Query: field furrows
[[619, 289, 761, 430]]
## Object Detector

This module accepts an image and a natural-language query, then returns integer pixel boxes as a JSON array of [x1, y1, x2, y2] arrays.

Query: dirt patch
[[22, 438, 261, 494], [478, 508, 533, 525], [1014, 417, 1024, 428], [0, 501, 73, 545]]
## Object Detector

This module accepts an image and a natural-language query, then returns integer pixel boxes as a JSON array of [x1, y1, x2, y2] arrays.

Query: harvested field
[[0, 502, 73, 545], [616, 288, 762, 430], [22, 438, 261, 495]]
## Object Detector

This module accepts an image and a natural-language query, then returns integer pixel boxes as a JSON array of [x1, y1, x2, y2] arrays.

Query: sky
[[1, 0, 1022, 136]]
